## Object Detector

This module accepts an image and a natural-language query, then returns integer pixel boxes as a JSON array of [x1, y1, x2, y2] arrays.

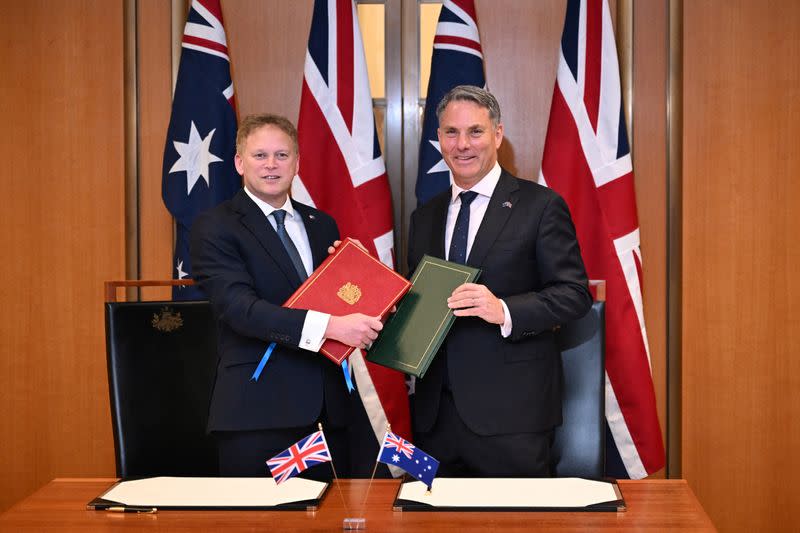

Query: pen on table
[[105, 506, 157, 514]]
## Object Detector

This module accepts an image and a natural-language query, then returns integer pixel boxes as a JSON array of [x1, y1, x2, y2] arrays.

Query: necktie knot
[[459, 190, 478, 207], [272, 209, 287, 227]]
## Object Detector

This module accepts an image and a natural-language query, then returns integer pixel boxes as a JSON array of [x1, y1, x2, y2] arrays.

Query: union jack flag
[[539, 0, 665, 479], [381, 431, 414, 459], [377, 431, 439, 489], [266, 430, 332, 484], [292, 0, 412, 447], [161, 0, 239, 301], [416, 0, 486, 206]]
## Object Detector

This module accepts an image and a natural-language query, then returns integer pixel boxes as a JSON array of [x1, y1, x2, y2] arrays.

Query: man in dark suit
[[407, 86, 592, 477], [190, 113, 384, 477]]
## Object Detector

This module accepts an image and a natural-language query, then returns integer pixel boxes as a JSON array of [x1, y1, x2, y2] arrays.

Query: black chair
[[105, 283, 219, 478], [552, 300, 606, 479]]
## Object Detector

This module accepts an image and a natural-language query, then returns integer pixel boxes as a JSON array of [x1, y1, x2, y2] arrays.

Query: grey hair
[[435, 85, 501, 126]]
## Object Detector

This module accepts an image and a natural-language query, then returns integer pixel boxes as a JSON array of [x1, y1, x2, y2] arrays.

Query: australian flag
[[377, 431, 439, 489], [266, 431, 332, 484], [162, 0, 240, 300], [416, 0, 486, 206]]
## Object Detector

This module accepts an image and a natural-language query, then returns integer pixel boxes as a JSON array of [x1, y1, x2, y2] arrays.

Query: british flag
[[266, 430, 332, 484], [539, 0, 665, 479], [416, 0, 486, 206], [381, 431, 414, 460], [161, 0, 239, 300], [292, 0, 412, 446]]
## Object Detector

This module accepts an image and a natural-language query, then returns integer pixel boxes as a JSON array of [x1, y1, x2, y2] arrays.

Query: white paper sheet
[[99, 477, 327, 507], [397, 477, 621, 509]]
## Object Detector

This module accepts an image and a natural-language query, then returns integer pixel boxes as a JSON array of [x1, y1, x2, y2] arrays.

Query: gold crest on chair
[[151, 306, 184, 332]]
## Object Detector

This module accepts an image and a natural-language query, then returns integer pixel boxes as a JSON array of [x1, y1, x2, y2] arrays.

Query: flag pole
[[358, 424, 389, 513], [318, 423, 350, 514]]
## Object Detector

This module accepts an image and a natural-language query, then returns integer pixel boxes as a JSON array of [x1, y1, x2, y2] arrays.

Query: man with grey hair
[[407, 85, 592, 477]]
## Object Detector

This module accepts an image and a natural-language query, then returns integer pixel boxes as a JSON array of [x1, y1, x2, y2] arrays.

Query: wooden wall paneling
[[632, 0, 669, 478], [476, 0, 567, 181], [137, 0, 176, 301], [0, 0, 124, 511], [682, 1, 800, 531], [222, 0, 314, 123]]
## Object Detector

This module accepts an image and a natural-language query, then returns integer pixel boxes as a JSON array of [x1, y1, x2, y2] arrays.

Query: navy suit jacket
[[407, 170, 592, 436], [190, 189, 350, 432]]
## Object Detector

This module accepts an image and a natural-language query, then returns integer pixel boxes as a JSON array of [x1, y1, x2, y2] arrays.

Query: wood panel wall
[[0, 0, 123, 511], [682, 1, 800, 531], [137, 0, 175, 301]]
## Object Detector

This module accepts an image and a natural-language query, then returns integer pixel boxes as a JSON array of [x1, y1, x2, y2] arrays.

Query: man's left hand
[[327, 238, 367, 255], [448, 283, 505, 325]]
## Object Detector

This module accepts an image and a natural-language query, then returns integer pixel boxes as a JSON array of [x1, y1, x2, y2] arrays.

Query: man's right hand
[[325, 313, 383, 350]]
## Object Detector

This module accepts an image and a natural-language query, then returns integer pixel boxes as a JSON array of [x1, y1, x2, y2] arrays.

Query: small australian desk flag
[[377, 431, 439, 489]]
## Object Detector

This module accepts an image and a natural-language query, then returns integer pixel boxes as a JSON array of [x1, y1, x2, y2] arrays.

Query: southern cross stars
[[176, 259, 188, 280], [426, 140, 451, 175], [169, 121, 223, 194]]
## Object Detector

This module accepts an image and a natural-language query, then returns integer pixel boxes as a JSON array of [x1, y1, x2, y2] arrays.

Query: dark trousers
[[215, 423, 349, 480], [214, 391, 388, 479], [416, 390, 554, 477]]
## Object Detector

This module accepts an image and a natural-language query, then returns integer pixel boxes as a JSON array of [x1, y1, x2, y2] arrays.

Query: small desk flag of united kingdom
[[266, 430, 332, 485]]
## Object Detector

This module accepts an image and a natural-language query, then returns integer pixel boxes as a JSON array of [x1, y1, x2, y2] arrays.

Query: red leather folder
[[283, 238, 411, 365]]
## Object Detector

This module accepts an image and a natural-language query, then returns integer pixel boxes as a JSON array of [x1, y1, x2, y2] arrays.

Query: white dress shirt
[[244, 187, 329, 351], [444, 163, 513, 337]]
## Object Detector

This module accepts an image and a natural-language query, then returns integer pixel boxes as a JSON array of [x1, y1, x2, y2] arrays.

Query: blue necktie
[[272, 209, 308, 281], [448, 191, 478, 264]]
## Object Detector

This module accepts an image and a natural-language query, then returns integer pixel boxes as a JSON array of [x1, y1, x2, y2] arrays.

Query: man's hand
[[448, 283, 505, 325], [325, 313, 383, 350], [327, 239, 367, 255]]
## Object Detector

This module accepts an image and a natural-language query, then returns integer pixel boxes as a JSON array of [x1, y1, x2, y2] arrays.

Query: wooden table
[[0, 478, 716, 532]]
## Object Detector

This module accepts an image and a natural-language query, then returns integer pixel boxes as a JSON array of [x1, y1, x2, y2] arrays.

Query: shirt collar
[[450, 162, 502, 204], [243, 187, 296, 220]]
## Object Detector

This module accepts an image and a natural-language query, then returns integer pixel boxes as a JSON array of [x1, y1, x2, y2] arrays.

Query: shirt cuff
[[499, 299, 512, 338], [299, 310, 330, 352]]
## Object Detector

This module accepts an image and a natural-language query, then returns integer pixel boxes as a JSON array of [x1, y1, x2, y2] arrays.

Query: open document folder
[[394, 478, 625, 512], [87, 477, 329, 511]]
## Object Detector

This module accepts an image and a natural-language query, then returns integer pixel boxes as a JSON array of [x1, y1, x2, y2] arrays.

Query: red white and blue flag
[[266, 430, 332, 484], [292, 0, 412, 445], [539, 0, 665, 479], [377, 431, 439, 489], [162, 0, 240, 300], [416, 0, 486, 206]]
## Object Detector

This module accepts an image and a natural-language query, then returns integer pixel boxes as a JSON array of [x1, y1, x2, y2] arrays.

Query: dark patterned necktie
[[272, 209, 308, 281], [448, 190, 478, 264]]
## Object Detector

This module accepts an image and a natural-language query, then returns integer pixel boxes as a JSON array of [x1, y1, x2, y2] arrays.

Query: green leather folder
[[366, 255, 480, 378]]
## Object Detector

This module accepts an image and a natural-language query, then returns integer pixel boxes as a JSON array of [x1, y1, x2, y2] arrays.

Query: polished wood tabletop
[[0, 478, 716, 532]]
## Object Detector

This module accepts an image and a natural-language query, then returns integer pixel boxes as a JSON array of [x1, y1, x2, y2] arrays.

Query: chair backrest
[[552, 301, 606, 478], [105, 300, 219, 478]]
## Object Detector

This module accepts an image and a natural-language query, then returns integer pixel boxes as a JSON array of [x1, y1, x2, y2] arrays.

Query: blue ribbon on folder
[[251, 342, 354, 392]]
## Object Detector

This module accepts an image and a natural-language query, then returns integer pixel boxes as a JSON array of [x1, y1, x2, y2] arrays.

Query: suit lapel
[[233, 190, 303, 287], [429, 190, 451, 259], [467, 171, 519, 268]]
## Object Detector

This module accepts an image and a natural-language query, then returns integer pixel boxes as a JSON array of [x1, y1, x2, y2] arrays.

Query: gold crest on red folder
[[337, 282, 362, 305]]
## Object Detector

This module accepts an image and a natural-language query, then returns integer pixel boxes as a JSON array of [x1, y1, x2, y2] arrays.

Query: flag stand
[[317, 424, 364, 530]]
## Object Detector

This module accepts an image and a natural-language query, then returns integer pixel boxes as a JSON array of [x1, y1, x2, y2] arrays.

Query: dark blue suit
[[190, 189, 362, 475], [407, 170, 592, 475]]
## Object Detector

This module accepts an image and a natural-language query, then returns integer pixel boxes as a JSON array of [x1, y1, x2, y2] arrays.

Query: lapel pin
[[308, 214, 316, 220], [502, 201, 513, 208]]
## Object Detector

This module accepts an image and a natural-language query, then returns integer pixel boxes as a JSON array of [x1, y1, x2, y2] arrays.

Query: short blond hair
[[236, 113, 299, 154]]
